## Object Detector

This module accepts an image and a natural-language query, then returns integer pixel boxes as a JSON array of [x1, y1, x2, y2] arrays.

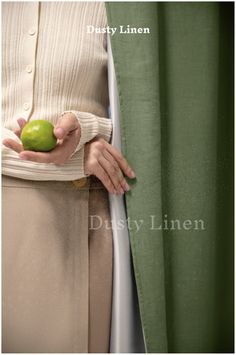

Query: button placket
[[23, 102, 30, 111], [28, 28, 36, 36], [26, 65, 33, 73], [21, 2, 40, 119]]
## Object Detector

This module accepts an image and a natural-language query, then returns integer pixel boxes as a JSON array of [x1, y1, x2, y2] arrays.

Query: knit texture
[[2, 2, 112, 181]]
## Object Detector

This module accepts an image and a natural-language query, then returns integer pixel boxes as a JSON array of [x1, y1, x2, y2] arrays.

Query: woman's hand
[[3, 116, 136, 194], [2, 113, 81, 165], [84, 137, 135, 195]]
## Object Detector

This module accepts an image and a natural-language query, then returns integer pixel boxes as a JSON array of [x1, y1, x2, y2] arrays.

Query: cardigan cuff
[[61, 110, 112, 154]]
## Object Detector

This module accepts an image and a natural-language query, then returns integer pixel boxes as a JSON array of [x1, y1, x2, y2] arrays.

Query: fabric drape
[[106, 2, 234, 353], [108, 37, 145, 353]]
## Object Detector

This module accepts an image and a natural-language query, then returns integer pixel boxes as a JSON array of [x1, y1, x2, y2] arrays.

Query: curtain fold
[[107, 37, 145, 353], [106, 2, 234, 353], [106, 3, 168, 352]]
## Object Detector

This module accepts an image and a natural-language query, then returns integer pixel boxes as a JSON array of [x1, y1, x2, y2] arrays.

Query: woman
[[2, 2, 135, 352]]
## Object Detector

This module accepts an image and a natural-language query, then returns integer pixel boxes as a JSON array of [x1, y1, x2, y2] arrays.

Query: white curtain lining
[[107, 35, 145, 354]]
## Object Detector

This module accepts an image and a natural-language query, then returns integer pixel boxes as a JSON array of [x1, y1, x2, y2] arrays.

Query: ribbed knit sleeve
[[61, 110, 112, 153]]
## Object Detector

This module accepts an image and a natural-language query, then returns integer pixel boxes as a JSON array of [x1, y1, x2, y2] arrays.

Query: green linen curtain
[[106, 2, 234, 353]]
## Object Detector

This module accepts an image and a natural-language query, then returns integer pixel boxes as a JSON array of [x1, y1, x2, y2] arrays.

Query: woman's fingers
[[2, 138, 23, 153], [19, 150, 53, 163], [19, 131, 79, 164], [104, 142, 136, 179], [102, 149, 130, 192], [98, 155, 124, 194], [19, 144, 64, 164], [94, 163, 117, 194], [14, 118, 27, 138], [13, 129, 22, 138], [17, 118, 27, 129]]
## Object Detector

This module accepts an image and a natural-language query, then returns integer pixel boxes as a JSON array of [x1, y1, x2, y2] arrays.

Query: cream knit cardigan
[[2, 2, 112, 180]]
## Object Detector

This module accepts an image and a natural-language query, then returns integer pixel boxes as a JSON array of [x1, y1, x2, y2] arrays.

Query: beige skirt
[[2, 175, 113, 353]]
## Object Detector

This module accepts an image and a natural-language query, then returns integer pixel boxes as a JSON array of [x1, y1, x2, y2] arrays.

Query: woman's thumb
[[54, 113, 79, 139]]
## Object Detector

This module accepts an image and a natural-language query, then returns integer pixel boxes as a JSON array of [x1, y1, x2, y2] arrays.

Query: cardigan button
[[26, 65, 32, 73], [28, 28, 36, 36], [23, 102, 30, 111]]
